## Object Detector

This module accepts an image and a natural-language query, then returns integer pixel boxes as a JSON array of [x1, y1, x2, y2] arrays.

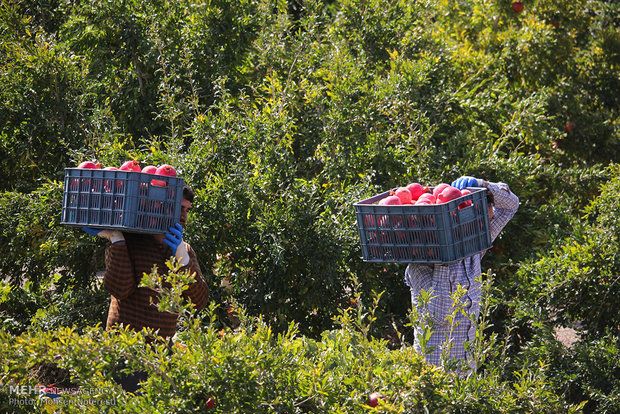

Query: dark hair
[[183, 184, 195, 202], [486, 190, 494, 207]]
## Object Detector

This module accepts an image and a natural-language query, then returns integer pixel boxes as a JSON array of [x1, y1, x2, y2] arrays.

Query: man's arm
[[483, 180, 519, 242], [452, 177, 519, 242]]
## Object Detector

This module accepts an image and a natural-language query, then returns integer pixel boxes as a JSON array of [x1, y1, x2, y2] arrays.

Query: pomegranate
[[120, 160, 141, 172], [156, 164, 177, 177], [205, 394, 215, 409], [74, 161, 100, 192], [151, 164, 177, 187], [564, 121, 576, 133], [459, 189, 473, 209], [367, 392, 383, 407], [102, 166, 118, 192], [379, 195, 402, 205], [363, 214, 376, 228], [512, 1, 523, 13], [392, 187, 413, 204], [432, 183, 450, 197], [406, 183, 429, 201], [436, 186, 462, 204], [142, 165, 157, 174], [417, 193, 436, 204], [77, 161, 100, 169]]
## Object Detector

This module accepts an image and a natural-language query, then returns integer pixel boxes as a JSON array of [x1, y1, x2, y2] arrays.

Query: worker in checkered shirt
[[404, 176, 519, 374]]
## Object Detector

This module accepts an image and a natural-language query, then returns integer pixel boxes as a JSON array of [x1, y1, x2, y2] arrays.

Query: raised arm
[[483, 180, 519, 242], [452, 176, 519, 242]]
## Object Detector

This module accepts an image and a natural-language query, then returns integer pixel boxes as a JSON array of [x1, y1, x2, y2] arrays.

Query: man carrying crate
[[83, 184, 209, 392], [83, 184, 209, 338], [404, 176, 519, 374]]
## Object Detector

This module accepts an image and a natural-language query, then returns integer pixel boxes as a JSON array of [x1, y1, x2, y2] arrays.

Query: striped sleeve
[[103, 241, 138, 300]]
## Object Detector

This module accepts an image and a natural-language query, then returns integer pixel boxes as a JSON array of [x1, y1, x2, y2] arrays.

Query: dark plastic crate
[[354, 187, 492, 263], [61, 168, 184, 234]]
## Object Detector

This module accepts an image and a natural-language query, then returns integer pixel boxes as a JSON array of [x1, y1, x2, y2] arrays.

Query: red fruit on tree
[[512, 1, 524, 13], [564, 121, 576, 133], [432, 183, 450, 197], [77, 161, 100, 169], [205, 395, 215, 409], [406, 183, 429, 201], [392, 187, 413, 204], [120, 160, 141, 172], [367, 392, 383, 407], [437, 186, 462, 204], [379, 195, 402, 205], [550, 19, 559, 28]]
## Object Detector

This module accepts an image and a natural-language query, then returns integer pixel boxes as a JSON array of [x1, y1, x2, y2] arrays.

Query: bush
[[0, 182, 105, 333], [0, 297, 585, 413], [0, 3, 91, 192], [549, 333, 620, 413], [0, 0, 618, 409], [516, 164, 620, 338]]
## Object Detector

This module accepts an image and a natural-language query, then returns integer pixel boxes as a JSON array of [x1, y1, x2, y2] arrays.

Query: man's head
[[180, 185, 195, 227], [487, 191, 495, 221]]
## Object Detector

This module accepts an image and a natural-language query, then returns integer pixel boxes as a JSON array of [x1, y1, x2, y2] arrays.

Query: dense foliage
[[1, 0, 618, 411]]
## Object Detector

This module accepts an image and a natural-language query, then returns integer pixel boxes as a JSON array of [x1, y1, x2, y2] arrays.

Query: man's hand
[[164, 223, 190, 266], [451, 176, 484, 190], [82, 227, 125, 244]]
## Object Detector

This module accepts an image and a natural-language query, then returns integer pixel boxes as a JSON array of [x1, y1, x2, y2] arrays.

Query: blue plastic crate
[[354, 187, 492, 263], [61, 168, 184, 234]]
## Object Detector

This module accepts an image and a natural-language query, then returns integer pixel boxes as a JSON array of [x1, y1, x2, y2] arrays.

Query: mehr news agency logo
[[2, 382, 117, 409]]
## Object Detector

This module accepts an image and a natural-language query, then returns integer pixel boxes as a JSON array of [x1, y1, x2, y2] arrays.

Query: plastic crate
[[61, 168, 184, 234], [354, 187, 492, 263]]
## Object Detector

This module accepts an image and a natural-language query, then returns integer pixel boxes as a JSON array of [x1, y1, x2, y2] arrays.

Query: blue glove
[[451, 176, 483, 190], [164, 223, 190, 266], [82, 227, 124, 243], [163, 223, 183, 252], [82, 227, 101, 236]]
